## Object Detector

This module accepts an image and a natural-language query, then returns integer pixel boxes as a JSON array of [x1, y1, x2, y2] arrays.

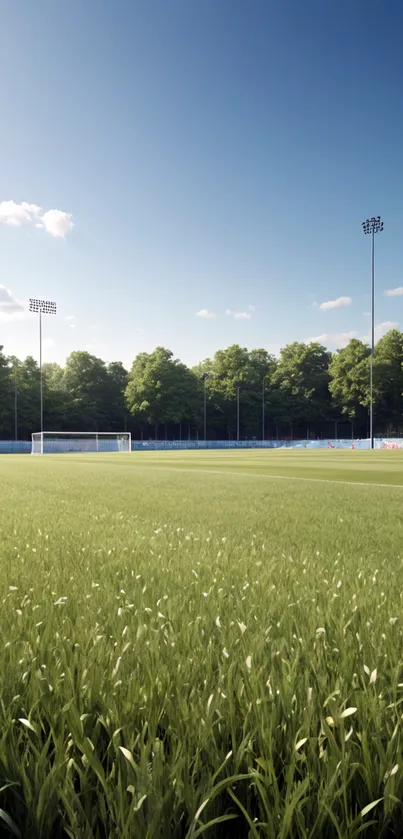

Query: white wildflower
[[19, 718, 36, 733], [119, 746, 136, 767], [340, 707, 357, 719], [295, 738, 307, 751]]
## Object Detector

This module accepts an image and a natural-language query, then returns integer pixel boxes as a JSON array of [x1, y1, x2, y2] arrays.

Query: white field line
[[145, 465, 403, 490]]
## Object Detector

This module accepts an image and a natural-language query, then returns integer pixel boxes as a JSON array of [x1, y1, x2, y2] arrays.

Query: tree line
[[1, 330, 403, 441]]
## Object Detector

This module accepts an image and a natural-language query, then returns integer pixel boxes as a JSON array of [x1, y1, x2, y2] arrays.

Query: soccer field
[[1, 450, 403, 837]]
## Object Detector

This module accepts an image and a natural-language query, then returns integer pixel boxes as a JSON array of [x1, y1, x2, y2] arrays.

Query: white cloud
[[69, 323, 76, 329], [307, 333, 328, 343], [319, 296, 352, 310], [375, 321, 398, 340], [0, 285, 28, 322], [0, 200, 74, 239], [234, 311, 252, 320], [0, 201, 42, 227], [361, 321, 399, 344], [226, 305, 255, 320], [307, 331, 357, 348], [196, 309, 216, 319], [42, 209, 74, 239], [332, 331, 357, 346], [65, 315, 75, 321], [0, 285, 24, 314], [384, 287, 403, 297]]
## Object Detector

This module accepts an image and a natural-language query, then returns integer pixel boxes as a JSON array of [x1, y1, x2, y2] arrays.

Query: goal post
[[31, 431, 131, 455]]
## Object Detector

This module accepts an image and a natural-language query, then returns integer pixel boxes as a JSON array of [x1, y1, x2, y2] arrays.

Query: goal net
[[31, 432, 131, 455]]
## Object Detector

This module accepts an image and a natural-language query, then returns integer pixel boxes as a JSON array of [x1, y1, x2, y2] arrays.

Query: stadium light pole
[[236, 385, 240, 442], [362, 216, 383, 450], [262, 377, 265, 441], [14, 362, 18, 441], [29, 298, 57, 434], [202, 372, 210, 441]]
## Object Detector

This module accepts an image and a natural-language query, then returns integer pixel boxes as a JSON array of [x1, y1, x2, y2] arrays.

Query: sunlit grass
[[0, 451, 403, 837]]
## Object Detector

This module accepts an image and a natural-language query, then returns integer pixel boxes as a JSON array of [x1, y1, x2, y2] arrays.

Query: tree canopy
[[1, 331, 403, 440]]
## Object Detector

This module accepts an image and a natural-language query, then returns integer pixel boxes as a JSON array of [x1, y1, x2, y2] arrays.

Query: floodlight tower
[[237, 384, 241, 442], [262, 376, 265, 441], [202, 372, 210, 442], [361, 217, 383, 449], [29, 298, 57, 433]]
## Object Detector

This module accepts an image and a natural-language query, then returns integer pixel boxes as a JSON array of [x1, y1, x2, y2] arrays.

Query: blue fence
[[0, 441, 31, 454], [131, 439, 402, 451], [1, 438, 403, 454]]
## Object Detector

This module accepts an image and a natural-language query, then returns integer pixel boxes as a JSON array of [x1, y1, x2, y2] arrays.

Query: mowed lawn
[[1, 450, 403, 838], [127, 447, 403, 485]]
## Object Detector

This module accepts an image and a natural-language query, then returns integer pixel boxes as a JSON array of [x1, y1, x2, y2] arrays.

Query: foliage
[[271, 341, 332, 432], [374, 329, 403, 429], [14, 356, 42, 439], [328, 339, 371, 423], [193, 345, 277, 438], [63, 351, 120, 430], [0, 346, 13, 436], [1, 450, 403, 837], [2, 330, 403, 440], [126, 347, 201, 434]]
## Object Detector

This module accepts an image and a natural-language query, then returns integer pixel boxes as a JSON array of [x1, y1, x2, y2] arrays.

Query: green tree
[[2, 330, 403, 442], [41, 363, 69, 430], [64, 351, 112, 430], [14, 356, 41, 438], [126, 347, 199, 438], [271, 342, 332, 435], [0, 347, 13, 437], [42, 362, 65, 391], [194, 345, 277, 438], [374, 329, 403, 432], [328, 339, 371, 434], [106, 362, 129, 431]]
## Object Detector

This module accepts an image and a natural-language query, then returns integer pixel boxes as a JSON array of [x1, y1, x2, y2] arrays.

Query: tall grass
[[0, 452, 403, 837]]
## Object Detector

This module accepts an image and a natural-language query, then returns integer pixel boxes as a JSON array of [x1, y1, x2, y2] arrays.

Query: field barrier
[[130, 439, 403, 451], [1, 438, 403, 454]]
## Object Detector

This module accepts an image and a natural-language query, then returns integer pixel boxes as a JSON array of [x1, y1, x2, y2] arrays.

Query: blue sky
[[1, 0, 403, 370]]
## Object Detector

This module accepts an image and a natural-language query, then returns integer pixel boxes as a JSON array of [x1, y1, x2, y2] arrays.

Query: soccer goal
[[31, 431, 131, 455]]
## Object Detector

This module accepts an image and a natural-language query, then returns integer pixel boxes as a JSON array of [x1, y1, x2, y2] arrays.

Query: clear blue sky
[[1, 0, 403, 369]]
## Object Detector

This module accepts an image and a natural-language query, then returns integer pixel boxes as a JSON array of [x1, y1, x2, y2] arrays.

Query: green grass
[[1, 450, 403, 838]]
